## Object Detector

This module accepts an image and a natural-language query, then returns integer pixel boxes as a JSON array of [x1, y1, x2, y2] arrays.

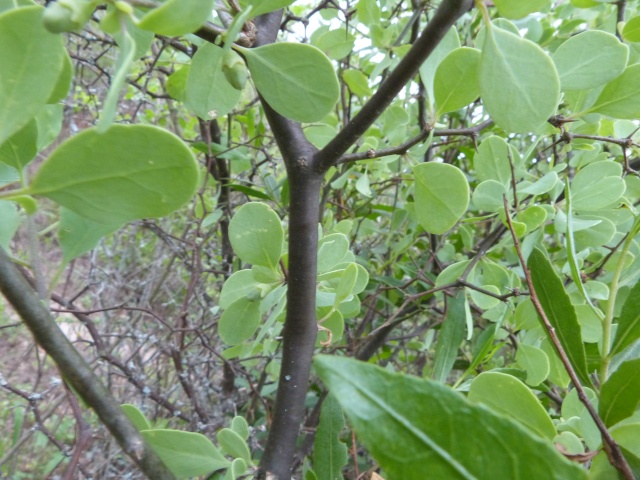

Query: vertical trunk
[[258, 168, 323, 479]]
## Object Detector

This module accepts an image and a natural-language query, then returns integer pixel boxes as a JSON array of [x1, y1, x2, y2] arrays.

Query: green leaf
[[58, 208, 120, 264], [317, 233, 350, 274], [493, 0, 550, 19], [186, 43, 242, 120], [432, 291, 466, 383], [28, 125, 199, 225], [240, 0, 294, 17], [479, 26, 560, 133], [141, 429, 230, 479], [552, 31, 628, 91], [611, 281, 640, 357], [218, 297, 261, 345], [313, 394, 348, 480], [413, 163, 469, 234], [0, 6, 66, 145], [623, 15, 640, 42], [434, 47, 481, 117], [313, 27, 355, 60], [47, 52, 72, 104], [527, 248, 593, 387], [518, 172, 558, 195], [343, 69, 372, 97], [585, 64, 640, 119], [217, 428, 252, 465], [314, 355, 586, 480], [220, 270, 261, 309], [239, 43, 340, 123], [121, 404, 151, 431], [472, 180, 507, 213], [137, 0, 214, 36], [474, 135, 512, 186], [599, 358, 640, 427], [419, 26, 460, 109], [229, 202, 283, 269], [0, 201, 19, 250], [515, 344, 550, 386], [0, 119, 37, 171], [167, 66, 189, 102], [231, 416, 249, 440], [468, 372, 556, 440], [571, 161, 625, 210], [334, 263, 358, 306]]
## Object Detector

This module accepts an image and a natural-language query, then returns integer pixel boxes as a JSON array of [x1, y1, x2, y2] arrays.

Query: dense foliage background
[[1, 0, 640, 478]]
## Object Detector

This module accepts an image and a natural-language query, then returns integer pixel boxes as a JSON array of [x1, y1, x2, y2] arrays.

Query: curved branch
[[313, 0, 475, 172], [0, 247, 176, 480]]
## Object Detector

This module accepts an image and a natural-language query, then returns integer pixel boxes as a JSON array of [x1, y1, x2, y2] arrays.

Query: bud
[[222, 50, 248, 91]]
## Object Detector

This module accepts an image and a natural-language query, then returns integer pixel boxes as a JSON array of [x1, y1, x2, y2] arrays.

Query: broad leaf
[[228, 202, 283, 269], [186, 43, 242, 120], [611, 280, 640, 357], [493, 0, 550, 19], [527, 248, 593, 387], [58, 208, 120, 264], [599, 358, 640, 427], [552, 31, 628, 91], [28, 125, 199, 225], [218, 297, 261, 345], [434, 47, 481, 117], [141, 429, 230, 478], [571, 161, 625, 211], [0, 119, 37, 171], [432, 291, 466, 383], [239, 43, 340, 123], [479, 25, 560, 132], [413, 163, 469, 234], [586, 64, 640, 119], [468, 372, 556, 440], [314, 355, 586, 480], [516, 343, 550, 386], [0, 6, 66, 145], [313, 394, 348, 480], [138, 0, 214, 36]]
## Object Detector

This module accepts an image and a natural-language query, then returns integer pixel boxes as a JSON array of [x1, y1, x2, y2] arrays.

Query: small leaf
[[343, 69, 372, 97], [0, 119, 38, 171], [121, 404, 151, 431], [586, 64, 640, 119], [434, 47, 481, 117], [58, 208, 120, 264], [334, 264, 358, 306], [317, 233, 349, 274], [137, 0, 214, 36], [413, 163, 469, 234], [599, 358, 640, 427], [230, 416, 249, 440], [218, 297, 261, 346], [0, 6, 66, 145], [220, 270, 261, 310], [479, 26, 560, 132], [313, 394, 348, 480], [552, 31, 628, 91], [611, 280, 640, 357], [239, 43, 339, 123], [515, 344, 550, 386], [0, 201, 20, 250], [228, 202, 283, 270], [432, 291, 467, 383], [527, 248, 592, 387], [468, 371, 556, 440], [217, 428, 252, 465], [314, 355, 587, 480], [141, 429, 230, 478], [186, 43, 242, 120], [623, 16, 640, 42], [493, 0, 550, 19], [28, 125, 199, 225]]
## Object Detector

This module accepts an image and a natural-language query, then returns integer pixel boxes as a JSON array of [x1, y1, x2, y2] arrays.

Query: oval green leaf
[[552, 31, 628, 91], [479, 26, 560, 133], [434, 47, 481, 117], [229, 202, 283, 269], [137, 0, 214, 36], [623, 15, 640, 42], [413, 162, 469, 234], [515, 343, 550, 386], [29, 125, 198, 225], [239, 43, 339, 123], [586, 64, 640, 119], [0, 6, 66, 145], [218, 297, 261, 346]]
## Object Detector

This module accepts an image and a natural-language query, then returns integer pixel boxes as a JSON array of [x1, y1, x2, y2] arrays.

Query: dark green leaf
[[611, 281, 640, 357], [600, 358, 640, 427], [313, 394, 348, 480], [58, 208, 120, 264], [432, 291, 466, 383]]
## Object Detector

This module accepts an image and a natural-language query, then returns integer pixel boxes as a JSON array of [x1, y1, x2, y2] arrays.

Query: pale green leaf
[[623, 15, 640, 42], [217, 428, 252, 465], [474, 135, 513, 186], [586, 64, 640, 119], [317, 233, 349, 274], [141, 429, 230, 478], [313, 27, 355, 60], [0, 201, 19, 250], [239, 43, 339, 123], [343, 69, 372, 97], [515, 344, 550, 386], [186, 43, 242, 119], [218, 297, 261, 345], [469, 371, 556, 440], [572, 161, 625, 210], [413, 163, 469, 234], [315, 355, 586, 480], [552, 31, 627, 91], [0, 119, 37, 171], [220, 270, 261, 309], [434, 47, 481, 117], [472, 180, 507, 212], [121, 404, 151, 431], [419, 27, 460, 108], [493, 0, 550, 19], [231, 416, 249, 440], [313, 394, 348, 480], [138, 0, 214, 36], [0, 6, 66, 145], [228, 202, 283, 270], [518, 172, 558, 195], [29, 125, 198, 225], [240, 0, 294, 17], [59, 208, 120, 264], [479, 26, 560, 132]]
